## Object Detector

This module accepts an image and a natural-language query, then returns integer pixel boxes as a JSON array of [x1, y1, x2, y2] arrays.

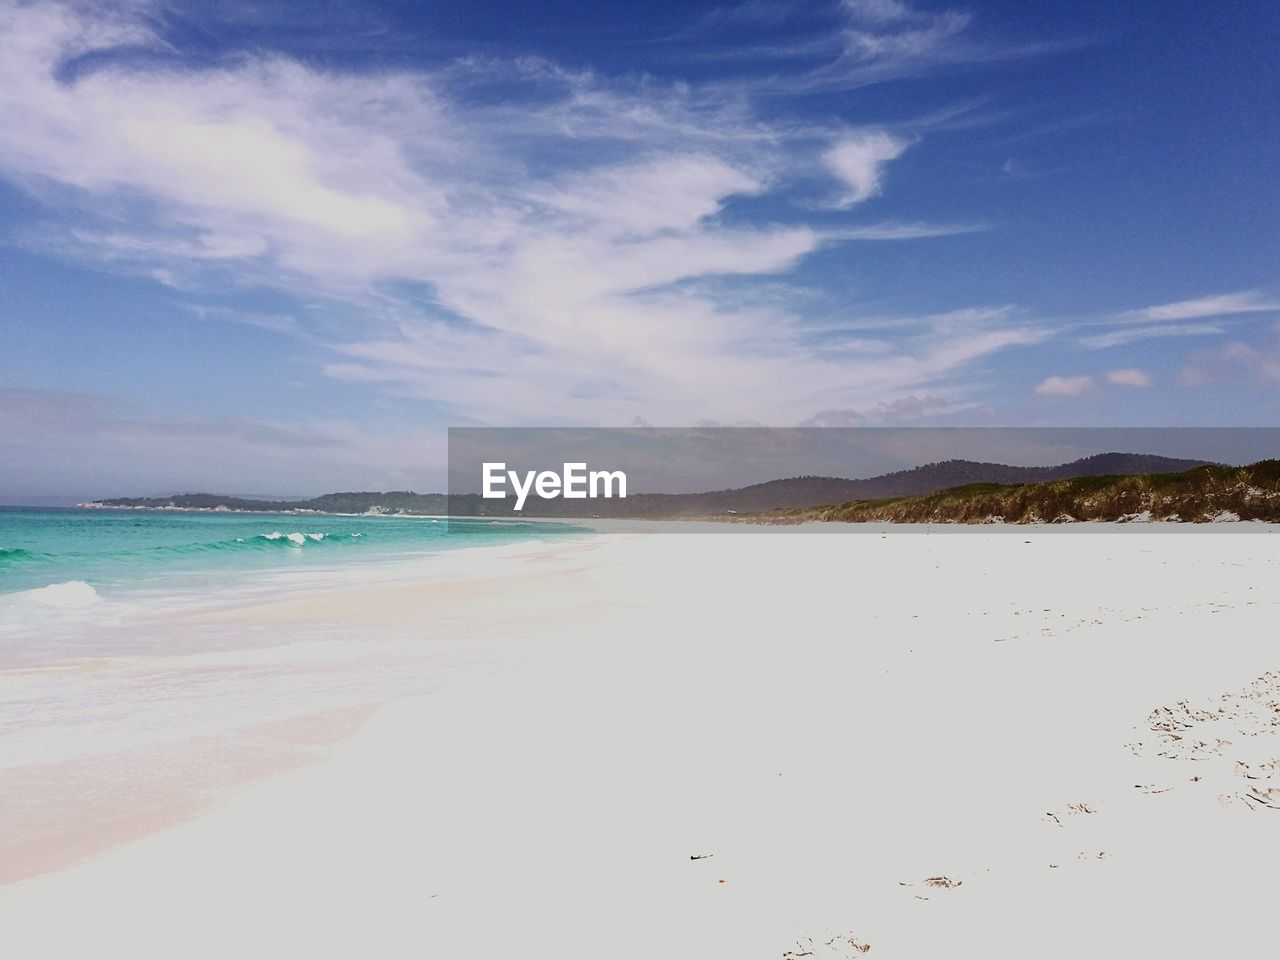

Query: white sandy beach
[[3, 528, 1279, 958]]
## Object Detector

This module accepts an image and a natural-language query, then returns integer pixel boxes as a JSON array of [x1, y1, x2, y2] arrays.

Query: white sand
[[3, 529, 1279, 957]]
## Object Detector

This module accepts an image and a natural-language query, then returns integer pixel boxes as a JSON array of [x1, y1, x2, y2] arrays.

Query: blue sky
[[0, 0, 1277, 500]]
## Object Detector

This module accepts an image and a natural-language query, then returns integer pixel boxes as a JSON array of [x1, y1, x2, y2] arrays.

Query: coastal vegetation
[[752, 460, 1280, 524]]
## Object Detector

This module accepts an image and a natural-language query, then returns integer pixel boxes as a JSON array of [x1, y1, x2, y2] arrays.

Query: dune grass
[[753, 460, 1280, 524]]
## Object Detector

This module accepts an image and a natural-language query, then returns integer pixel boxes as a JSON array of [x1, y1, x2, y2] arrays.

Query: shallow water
[[0, 508, 590, 882], [0, 507, 579, 596]]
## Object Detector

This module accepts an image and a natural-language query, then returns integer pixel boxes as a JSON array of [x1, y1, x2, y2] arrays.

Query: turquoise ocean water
[[0, 507, 581, 599], [0, 505, 587, 724]]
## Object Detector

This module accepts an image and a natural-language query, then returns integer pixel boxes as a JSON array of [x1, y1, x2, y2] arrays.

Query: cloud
[[1074, 290, 1277, 349], [793, 0, 1083, 91], [534, 155, 763, 237], [827, 221, 986, 240], [1122, 291, 1280, 323], [673, 0, 1083, 92], [1179, 335, 1280, 389], [1106, 368, 1151, 387], [1219, 342, 1280, 383], [823, 130, 910, 205], [1080, 323, 1223, 350], [0, 0, 1041, 428], [182, 305, 302, 336], [1034, 375, 1093, 397], [692, 0, 802, 29], [1176, 366, 1213, 388], [841, 0, 920, 25], [801, 394, 980, 426]]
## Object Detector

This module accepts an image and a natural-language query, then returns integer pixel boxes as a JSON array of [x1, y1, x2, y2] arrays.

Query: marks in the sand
[[687, 851, 726, 885], [1129, 670, 1280, 810], [991, 601, 1147, 642], [1042, 801, 1099, 827], [1234, 758, 1279, 780], [1224, 785, 1280, 811], [1040, 802, 1109, 868], [921, 875, 962, 889], [895, 874, 964, 901], [783, 933, 871, 958], [991, 594, 1271, 644]]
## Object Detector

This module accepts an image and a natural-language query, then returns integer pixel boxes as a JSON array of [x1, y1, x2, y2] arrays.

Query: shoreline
[[0, 535, 607, 887], [59, 501, 1280, 527]]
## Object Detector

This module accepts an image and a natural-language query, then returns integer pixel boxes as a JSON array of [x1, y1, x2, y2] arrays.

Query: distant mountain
[[756, 460, 1280, 524], [81, 452, 1218, 518], [623, 453, 1217, 514]]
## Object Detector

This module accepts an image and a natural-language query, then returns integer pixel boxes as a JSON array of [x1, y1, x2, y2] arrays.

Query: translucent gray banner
[[447, 427, 1280, 531]]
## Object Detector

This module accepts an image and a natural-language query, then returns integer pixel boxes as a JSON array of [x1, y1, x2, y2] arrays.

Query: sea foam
[[258, 531, 329, 545], [18, 580, 102, 608]]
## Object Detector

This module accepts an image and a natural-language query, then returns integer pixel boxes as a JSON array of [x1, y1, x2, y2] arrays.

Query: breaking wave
[[0, 532, 364, 572], [169, 530, 364, 554]]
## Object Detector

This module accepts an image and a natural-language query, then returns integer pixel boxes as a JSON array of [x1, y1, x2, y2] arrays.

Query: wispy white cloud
[[841, 0, 920, 25], [183, 304, 303, 336], [0, 0, 1040, 427], [691, 0, 802, 30], [1034, 374, 1093, 397], [1219, 342, 1280, 383], [802, 393, 982, 426], [1080, 323, 1223, 350], [796, 0, 1084, 91], [1106, 368, 1151, 387], [671, 0, 1084, 92], [1179, 331, 1280, 388], [828, 221, 986, 240], [532, 155, 763, 237], [1074, 290, 1277, 349], [1121, 291, 1280, 323]]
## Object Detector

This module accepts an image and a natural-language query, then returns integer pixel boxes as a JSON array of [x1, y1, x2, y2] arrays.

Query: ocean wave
[[135, 530, 369, 559], [135, 530, 368, 558], [256, 531, 324, 545], [0, 547, 44, 566], [1, 531, 366, 578], [141, 530, 362, 554], [241, 531, 357, 547]]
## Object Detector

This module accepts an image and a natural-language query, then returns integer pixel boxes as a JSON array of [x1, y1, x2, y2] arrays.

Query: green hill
[[753, 460, 1280, 524]]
